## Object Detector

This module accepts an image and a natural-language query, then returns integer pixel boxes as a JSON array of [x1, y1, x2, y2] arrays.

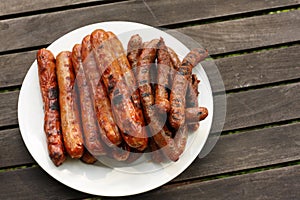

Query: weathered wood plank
[[224, 82, 300, 131], [174, 122, 300, 182], [1, 44, 300, 91], [0, 91, 18, 127], [0, 51, 35, 88], [106, 165, 300, 200], [1, 164, 299, 199], [0, 128, 34, 168], [0, 167, 90, 200], [2, 119, 300, 184], [0, 0, 108, 17], [1, 3, 299, 53], [1, 0, 299, 22], [177, 10, 300, 55], [147, 0, 300, 26], [1, 83, 300, 132]]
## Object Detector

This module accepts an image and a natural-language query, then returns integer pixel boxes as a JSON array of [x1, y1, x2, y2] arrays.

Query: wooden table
[[1, 1, 300, 199]]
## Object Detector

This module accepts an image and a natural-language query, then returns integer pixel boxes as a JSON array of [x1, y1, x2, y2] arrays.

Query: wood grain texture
[[176, 10, 300, 55], [0, 51, 34, 88], [146, 0, 300, 26], [2, 120, 300, 183], [1, 44, 300, 91], [2, 83, 300, 132], [174, 122, 300, 182], [1, 4, 300, 53], [0, 0, 107, 16], [106, 165, 300, 200], [0, 164, 299, 199], [0, 91, 18, 127], [201, 45, 300, 93], [0, 167, 89, 200], [0, 128, 34, 168], [224, 82, 300, 131]]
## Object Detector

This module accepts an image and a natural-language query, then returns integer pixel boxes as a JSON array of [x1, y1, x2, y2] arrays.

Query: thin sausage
[[169, 48, 208, 130], [127, 34, 142, 77], [56, 51, 84, 158], [37, 48, 66, 166], [72, 44, 107, 156], [81, 35, 122, 147], [186, 74, 201, 131], [136, 39, 160, 124], [155, 38, 171, 113]]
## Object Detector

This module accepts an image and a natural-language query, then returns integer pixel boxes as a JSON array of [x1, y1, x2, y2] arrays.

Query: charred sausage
[[81, 35, 122, 147], [169, 48, 208, 130], [155, 38, 172, 113], [91, 29, 148, 151], [37, 48, 66, 166]]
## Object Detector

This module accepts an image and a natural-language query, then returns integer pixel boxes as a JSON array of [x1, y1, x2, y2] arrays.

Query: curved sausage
[[186, 74, 201, 131], [155, 38, 171, 113], [169, 48, 208, 130], [56, 51, 84, 158], [185, 107, 209, 123], [72, 44, 107, 156], [91, 29, 148, 151], [81, 35, 122, 147], [37, 48, 66, 166]]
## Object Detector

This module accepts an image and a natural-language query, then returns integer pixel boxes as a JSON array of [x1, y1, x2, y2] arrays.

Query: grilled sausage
[[155, 38, 172, 113], [186, 74, 201, 131], [167, 47, 181, 86], [127, 34, 143, 77], [149, 137, 166, 163], [80, 149, 98, 164], [91, 29, 148, 151], [37, 48, 66, 166], [169, 48, 208, 130], [81, 35, 122, 147], [72, 44, 107, 156], [185, 107, 209, 123], [56, 51, 84, 158], [136, 39, 160, 124], [107, 32, 146, 129]]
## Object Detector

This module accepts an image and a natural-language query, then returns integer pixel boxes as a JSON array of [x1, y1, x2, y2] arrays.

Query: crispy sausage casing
[[169, 48, 208, 130], [81, 35, 122, 147], [37, 48, 66, 166], [72, 44, 107, 156], [56, 51, 84, 158], [155, 38, 171, 113], [91, 29, 148, 150], [186, 74, 201, 131]]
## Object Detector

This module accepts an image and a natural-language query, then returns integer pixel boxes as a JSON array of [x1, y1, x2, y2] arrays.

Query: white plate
[[18, 21, 213, 197]]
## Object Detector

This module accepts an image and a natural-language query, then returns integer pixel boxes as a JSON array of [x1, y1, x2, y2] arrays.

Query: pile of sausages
[[37, 29, 208, 167]]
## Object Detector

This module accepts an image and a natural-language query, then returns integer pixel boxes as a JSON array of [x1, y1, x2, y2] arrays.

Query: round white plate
[[18, 21, 213, 197]]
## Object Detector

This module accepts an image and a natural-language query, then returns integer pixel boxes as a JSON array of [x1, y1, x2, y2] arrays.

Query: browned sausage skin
[[72, 44, 107, 156], [127, 34, 142, 77], [91, 29, 148, 151], [185, 107, 209, 123], [136, 39, 159, 124], [37, 48, 66, 166], [81, 35, 122, 147], [169, 48, 208, 130], [80, 148, 98, 164], [155, 38, 171, 113], [186, 74, 201, 131], [56, 51, 84, 159]]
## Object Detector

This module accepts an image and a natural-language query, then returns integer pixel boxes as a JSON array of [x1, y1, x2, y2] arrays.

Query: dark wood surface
[[0, 0, 299, 199]]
